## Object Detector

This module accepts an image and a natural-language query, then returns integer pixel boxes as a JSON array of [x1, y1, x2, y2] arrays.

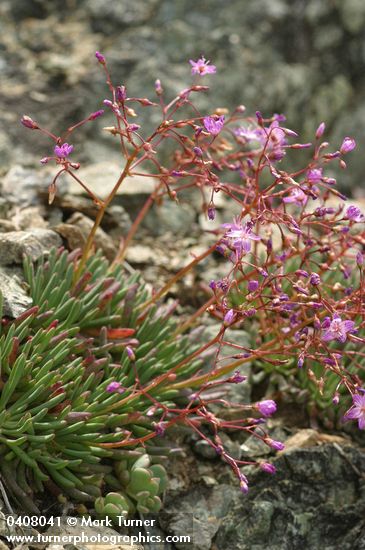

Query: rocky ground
[[0, 1, 365, 549]]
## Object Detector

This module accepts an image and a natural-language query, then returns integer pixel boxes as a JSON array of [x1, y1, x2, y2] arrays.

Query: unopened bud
[[21, 115, 39, 129], [223, 309, 235, 326], [315, 122, 325, 139], [95, 51, 106, 64], [155, 79, 163, 95]]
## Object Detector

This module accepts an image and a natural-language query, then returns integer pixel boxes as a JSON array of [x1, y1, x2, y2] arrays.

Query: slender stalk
[[74, 151, 139, 280], [138, 242, 218, 310]]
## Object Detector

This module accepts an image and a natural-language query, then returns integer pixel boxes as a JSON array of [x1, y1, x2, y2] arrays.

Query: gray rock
[[64, 161, 155, 200], [142, 202, 197, 237], [0, 229, 62, 265], [1, 165, 62, 207], [54, 212, 117, 261], [87, 0, 160, 31], [0, 266, 32, 317], [159, 484, 237, 550], [214, 444, 365, 550]]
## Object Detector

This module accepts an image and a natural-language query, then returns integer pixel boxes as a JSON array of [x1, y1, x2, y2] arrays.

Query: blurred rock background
[[0, 0, 364, 193]]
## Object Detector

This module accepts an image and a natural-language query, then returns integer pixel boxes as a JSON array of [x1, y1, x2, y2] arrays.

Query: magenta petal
[[322, 331, 334, 342], [343, 321, 355, 332], [345, 407, 361, 420], [358, 416, 365, 430], [353, 394, 365, 407], [337, 331, 347, 343]]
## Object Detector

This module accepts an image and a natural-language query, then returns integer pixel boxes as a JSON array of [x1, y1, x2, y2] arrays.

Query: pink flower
[[307, 168, 323, 183], [203, 115, 225, 136], [54, 143, 74, 158], [189, 56, 216, 76], [106, 381, 125, 394], [234, 125, 264, 142], [222, 218, 260, 255], [345, 205, 364, 222], [322, 314, 356, 344], [283, 188, 308, 206], [344, 393, 365, 429]]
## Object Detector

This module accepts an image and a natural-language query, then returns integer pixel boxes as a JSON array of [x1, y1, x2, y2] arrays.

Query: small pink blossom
[[322, 314, 356, 344], [283, 188, 308, 206], [344, 393, 365, 429], [106, 381, 125, 394], [307, 168, 323, 183], [54, 143, 74, 158], [189, 56, 216, 76], [203, 115, 225, 136], [222, 218, 260, 256], [345, 205, 364, 222]]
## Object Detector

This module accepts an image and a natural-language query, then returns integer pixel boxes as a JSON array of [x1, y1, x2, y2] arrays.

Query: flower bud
[[155, 79, 163, 95], [340, 137, 356, 154], [266, 438, 285, 451], [310, 272, 321, 286], [116, 86, 127, 101], [260, 462, 276, 474], [95, 51, 106, 64], [257, 400, 277, 417], [315, 122, 325, 139], [248, 280, 259, 292], [193, 146, 203, 156], [89, 109, 104, 120], [21, 115, 39, 129], [223, 309, 235, 326]]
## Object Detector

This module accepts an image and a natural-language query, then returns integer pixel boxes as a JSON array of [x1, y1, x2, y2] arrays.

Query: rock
[[0, 220, 17, 232], [11, 206, 49, 230], [0, 266, 32, 317], [64, 162, 155, 204], [87, 0, 160, 32], [282, 428, 350, 451], [0, 229, 62, 265], [159, 484, 237, 550], [193, 440, 218, 460], [125, 244, 161, 265], [0, 165, 61, 207], [142, 201, 197, 237], [54, 213, 117, 261], [214, 443, 365, 549], [0, 129, 12, 170]]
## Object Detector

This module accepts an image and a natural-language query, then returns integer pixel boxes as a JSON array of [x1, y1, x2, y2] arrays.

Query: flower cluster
[[20, 52, 365, 511]]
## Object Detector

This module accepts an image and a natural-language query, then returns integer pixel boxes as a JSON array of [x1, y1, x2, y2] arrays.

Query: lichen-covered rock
[[214, 444, 365, 549]]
